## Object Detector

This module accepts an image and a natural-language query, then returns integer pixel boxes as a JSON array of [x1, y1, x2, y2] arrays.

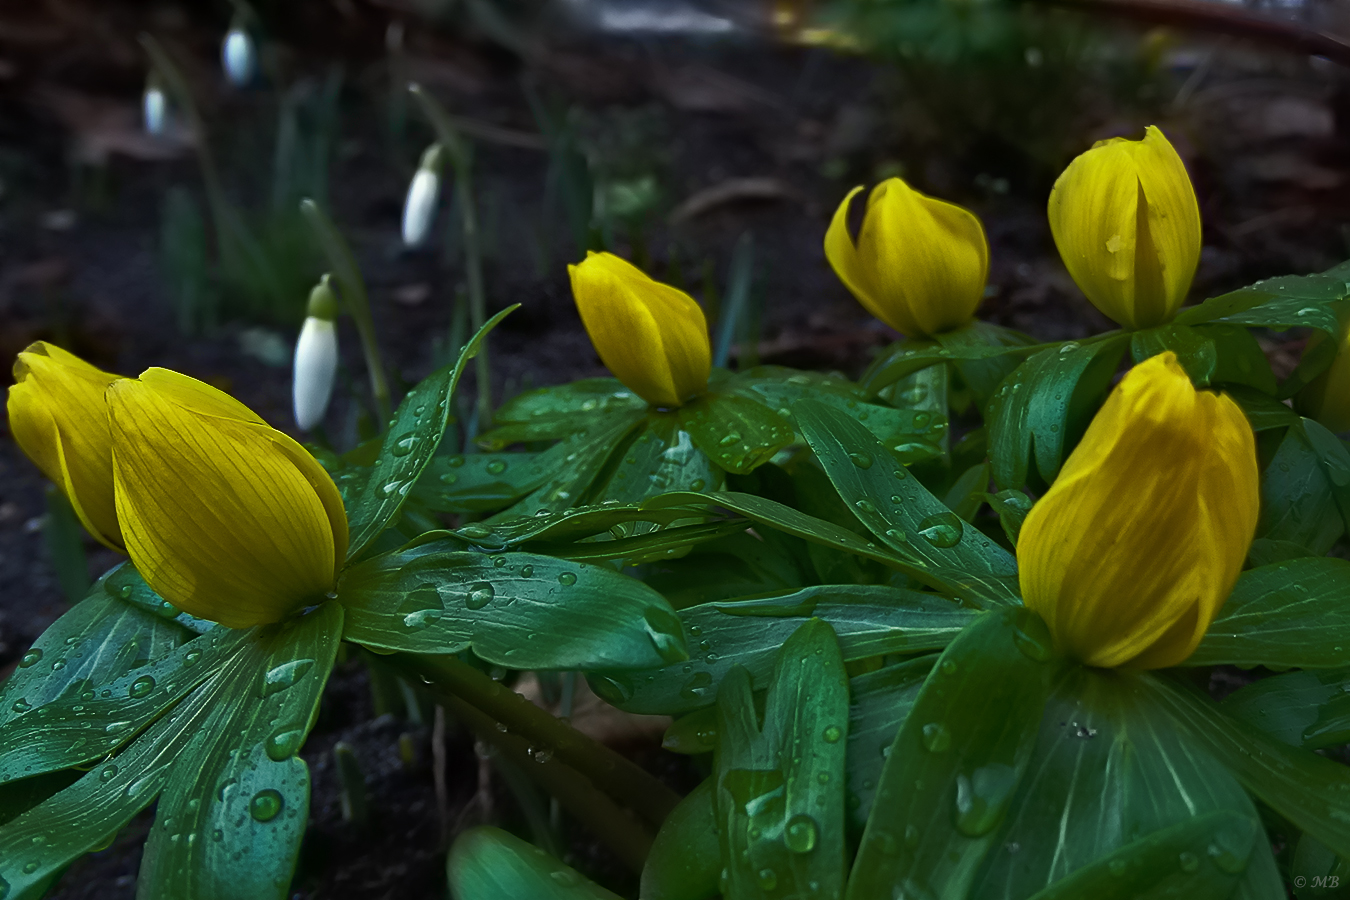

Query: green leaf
[[641, 779, 720, 900], [793, 399, 1020, 608], [643, 491, 911, 572], [137, 602, 344, 900], [0, 625, 248, 785], [1256, 420, 1346, 556], [591, 414, 722, 506], [644, 530, 812, 609], [1143, 673, 1350, 859], [446, 826, 622, 900], [537, 521, 746, 567], [844, 608, 1054, 900], [1175, 271, 1350, 334], [0, 566, 190, 730], [728, 367, 949, 450], [1201, 324, 1279, 394], [496, 413, 647, 518], [1226, 386, 1302, 432], [413, 450, 555, 513], [589, 586, 975, 715], [457, 502, 709, 553], [1291, 833, 1350, 900], [845, 656, 935, 833], [1130, 322, 1218, 384], [345, 305, 517, 560], [971, 667, 1283, 900], [0, 669, 222, 895], [713, 619, 848, 899], [1222, 667, 1350, 750], [338, 543, 688, 670], [679, 392, 795, 475], [1022, 811, 1259, 900], [863, 336, 1040, 395], [986, 335, 1129, 490], [1187, 557, 1350, 668], [482, 378, 646, 446]]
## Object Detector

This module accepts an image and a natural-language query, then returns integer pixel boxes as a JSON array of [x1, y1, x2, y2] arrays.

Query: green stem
[[395, 653, 681, 829], [438, 689, 652, 872], [410, 85, 492, 426], [299, 199, 393, 423]]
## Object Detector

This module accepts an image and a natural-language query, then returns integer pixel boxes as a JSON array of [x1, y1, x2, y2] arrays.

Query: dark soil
[[2, 0, 1349, 896]]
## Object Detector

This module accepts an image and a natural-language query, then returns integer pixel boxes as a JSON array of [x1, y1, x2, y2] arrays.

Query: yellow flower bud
[[569, 251, 711, 408], [1295, 312, 1350, 434], [1017, 352, 1258, 669], [824, 178, 989, 339], [108, 368, 348, 628], [1048, 126, 1202, 329], [7, 342, 124, 549]]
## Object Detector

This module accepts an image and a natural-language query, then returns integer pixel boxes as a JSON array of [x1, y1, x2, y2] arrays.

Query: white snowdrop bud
[[402, 144, 445, 247], [293, 276, 340, 431], [222, 27, 257, 88], [143, 81, 167, 136]]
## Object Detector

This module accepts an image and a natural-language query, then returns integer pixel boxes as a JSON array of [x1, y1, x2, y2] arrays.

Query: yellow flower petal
[[569, 252, 711, 408], [109, 372, 346, 628], [1017, 352, 1258, 669], [7, 342, 123, 549], [1048, 126, 1202, 329], [824, 178, 989, 339]]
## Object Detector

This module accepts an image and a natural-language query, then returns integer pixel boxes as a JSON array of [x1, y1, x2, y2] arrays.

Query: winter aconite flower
[[569, 251, 712, 408], [824, 177, 990, 339], [7, 342, 124, 549], [109, 369, 348, 628], [1017, 352, 1258, 669], [1048, 126, 1202, 329], [293, 275, 340, 431]]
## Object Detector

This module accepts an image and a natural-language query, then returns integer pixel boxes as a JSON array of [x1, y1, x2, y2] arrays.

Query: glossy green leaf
[[729, 367, 949, 451], [644, 531, 812, 609], [939, 321, 1042, 402], [537, 521, 747, 567], [1130, 322, 1217, 385], [883, 361, 950, 462], [446, 826, 622, 900], [1222, 667, 1350, 750], [1187, 557, 1350, 668], [0, 625, 248, 784], [345, 306, 517, 559], [460, 502, 709, 552], [592, 414, 722, 506], [1227, 385, 1303, 432], [644, 491, 911, 572], [0, 671, 221, 895], [793, 399, 1020, 607], [714, 619, 848, 899], [1176, 270, 1349, 334], [971, 666, 1283, 900], [845, 655, 935, 833], [863, 336, 1040, 395], [137, 602, 343, 900], [338, 543, 687, 670], [589, 585, 975, 715], [679, 391, 796, 475], [496, 413, 646, 518], [413, 450, 555, 513], [1257, 420, 1346, 556], [986, 334, 1128, 490], [1022, 811, 1259, 900], [481, 378, 646, 446], [1201, 324, 1279, 393], [985, 489, 1032, 546], [1143, 673, 1350, 858], [0, 566, 190, 730], [641, 779, 721, 900], [845, 608, 1054, 900]]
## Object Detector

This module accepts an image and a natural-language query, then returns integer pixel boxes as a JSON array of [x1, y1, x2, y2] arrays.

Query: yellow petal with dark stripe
[[1017, 352, 1258, 669], [109, 369, 347, 628], [7, 342, 123, 549]]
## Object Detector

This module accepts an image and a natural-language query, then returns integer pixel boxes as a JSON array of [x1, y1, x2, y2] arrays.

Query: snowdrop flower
[[222, 26, 257, 87], [402, 144, 445, 247], [143, 78, 167, 135], [293, 275, 340, 431]]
